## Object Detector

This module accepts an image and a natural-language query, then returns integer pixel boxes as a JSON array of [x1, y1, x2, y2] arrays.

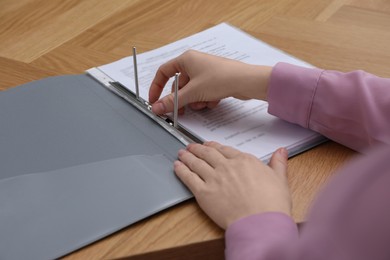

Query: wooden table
[[1, 0, 389, 259]]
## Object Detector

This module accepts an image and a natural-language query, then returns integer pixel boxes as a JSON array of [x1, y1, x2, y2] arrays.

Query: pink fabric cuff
[[267, 62, 324, 128], [225, 212, 298, 259]]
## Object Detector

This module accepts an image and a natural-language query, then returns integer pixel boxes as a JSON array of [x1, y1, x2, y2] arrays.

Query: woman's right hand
[[148, 50, 272, 115]]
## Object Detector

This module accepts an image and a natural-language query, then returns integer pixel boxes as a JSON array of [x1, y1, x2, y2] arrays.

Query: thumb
[[151, 92, 174, 115], [268, 147, 288, 176], [151, 83, 196, 115]]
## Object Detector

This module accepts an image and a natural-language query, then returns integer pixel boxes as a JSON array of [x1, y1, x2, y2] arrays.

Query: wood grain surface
[[1, 0, 389, 258]]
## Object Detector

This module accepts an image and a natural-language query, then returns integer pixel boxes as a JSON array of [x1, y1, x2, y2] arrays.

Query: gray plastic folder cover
[[0, 75, 192, 260]]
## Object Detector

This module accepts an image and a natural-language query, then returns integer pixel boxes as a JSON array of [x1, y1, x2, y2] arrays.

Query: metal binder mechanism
[[88, 47, 202, 146]]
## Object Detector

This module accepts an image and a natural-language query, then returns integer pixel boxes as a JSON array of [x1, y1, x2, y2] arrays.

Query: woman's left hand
[[174, 141, 292, 229]]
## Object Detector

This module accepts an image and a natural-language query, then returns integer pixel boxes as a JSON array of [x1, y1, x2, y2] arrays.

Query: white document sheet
[[88, 23, 323, 160]]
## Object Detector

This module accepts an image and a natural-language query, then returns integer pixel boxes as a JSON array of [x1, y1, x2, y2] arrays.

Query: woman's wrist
[[236, 64, 272, 101]]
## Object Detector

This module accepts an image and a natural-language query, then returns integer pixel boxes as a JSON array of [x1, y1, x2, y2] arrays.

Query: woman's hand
[[149, 50, 272, 115], [174, 141, 292, 229]]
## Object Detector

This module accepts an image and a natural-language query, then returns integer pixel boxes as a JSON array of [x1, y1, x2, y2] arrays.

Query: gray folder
[[0, 75, 192, 260]]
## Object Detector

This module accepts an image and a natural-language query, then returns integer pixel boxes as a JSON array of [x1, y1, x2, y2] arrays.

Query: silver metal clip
[[100, 47, 203, 146], [173, 73, 179, 128], [132, 46, 140, 101]]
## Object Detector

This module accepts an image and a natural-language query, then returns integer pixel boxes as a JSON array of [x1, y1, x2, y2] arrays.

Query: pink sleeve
[[225, 147, 390, 260], [267, 63, 390, 152], [225, 213, 298, 260], [224, 64, 390, 259]]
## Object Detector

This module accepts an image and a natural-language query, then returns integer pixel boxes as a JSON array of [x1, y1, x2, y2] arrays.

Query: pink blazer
[[225, 63, 390, 260]]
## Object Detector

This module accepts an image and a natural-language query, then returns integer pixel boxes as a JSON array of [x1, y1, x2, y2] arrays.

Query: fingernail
[[152, 102, 165, 114], [186, 143, 196, 151], [279, 147, 288, 158], [194, 103, 205, 110], [178, 149, 186, 156], [174, 160, 182, 167]]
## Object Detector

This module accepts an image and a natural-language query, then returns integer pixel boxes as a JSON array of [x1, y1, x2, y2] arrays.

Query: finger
[[178, 107, 185, 115], [148, 57, 184, 104], [170, 72, 190, 93], [174, 160, 204, 195], [207, 100, 220, 109], [188, 100, 220, 111], [155, 73, 191, 115], [204, 141, 242, 159], [268, 147, 288, 177], [178, 148, 214, 181], [186, 143, 226, 168], [151, 81, 194, 115], [189, 102, 208, 110]]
